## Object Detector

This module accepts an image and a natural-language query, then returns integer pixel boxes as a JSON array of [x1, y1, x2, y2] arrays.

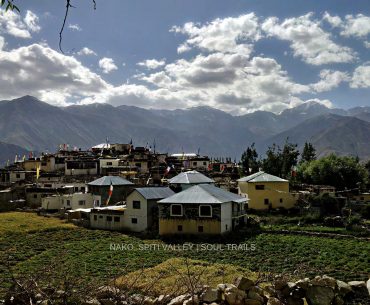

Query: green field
[[0, 212, 369, 298]]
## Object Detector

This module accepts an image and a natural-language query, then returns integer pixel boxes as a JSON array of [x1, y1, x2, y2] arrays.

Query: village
[[1, 141, 369, 236]]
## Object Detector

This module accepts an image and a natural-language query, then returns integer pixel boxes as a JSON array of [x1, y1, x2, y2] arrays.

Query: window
[[81, 187, 86, 193], [114, 216, 120, 222], [203, 162, 207, 166], [74, 187, 79, 192], [133, 200, 141, 209], [170, 204, 183, 216], [264, 199, 269, 205], [16, 174, 20, 178], [66, 200, 71, 206], [99, 215, 103, 219], [33, 194, 38, 198], [198, 226, 204, 233], [193, 162, 197, 166], [78, 200, 85, 206], [225, 224, 228, 231], [107, 216, 112, 222], [107, 162, 113, 166], [280, 198, 283, 203], [95, 200, 100, 206], [131, 218, 138, 224], [177, 225, 183, 232], [360, 197, 364, 201], [93, 215, 97, 221], [255, 185, 265, 190], [199, 205, 212, 217]]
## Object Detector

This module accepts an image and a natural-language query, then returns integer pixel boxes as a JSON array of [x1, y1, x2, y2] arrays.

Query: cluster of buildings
[[1, 142, 368, 235]]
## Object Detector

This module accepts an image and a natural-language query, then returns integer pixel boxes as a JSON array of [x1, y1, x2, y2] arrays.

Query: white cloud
[[0, 43, 109, 106], [98, 57, 118, 74], [322, 12, 342, 28], [351, 64, 370, 88], [364, 41, 370, 49], [77, 47, 97, 56], [0, 36, 4, 50], [137, 58, 166, 69], [311, 69, 350, 92], [171, 13, 261, 56], [341, 14, 370, 38], [0, 9, 36, 38], [262, 13, 355, 65], [68, 24, 82, 31], [24, 10, 41, 32]]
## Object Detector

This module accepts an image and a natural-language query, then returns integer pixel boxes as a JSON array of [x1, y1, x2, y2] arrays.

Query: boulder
[[201, 288, 221, 303], [96, 286, 120, 299], [100, 299, 115, 305], [144, 297, 156, 305], [290, 287, 305, 299], [367, 279, 370, 296], [281, 282, 296, 297], [224, 286, 246, 305], [286, 296, 304, 305], [183, 296, 199, 305], [295, 278, 310, 291], [168, 294, 190, 305], [348, 281, 368, 297], [247, 290, 264, 303], [310, 276, 337, 290], [336, 280, 352, 297], [333, 296, 344, 305], [217, 283, 235, 292], [306, 286, 335, 305], [267, 297, 284, 305], [274, 276, 288, 290], [234, 277, 255, 291], [82, 299, 100, 305]]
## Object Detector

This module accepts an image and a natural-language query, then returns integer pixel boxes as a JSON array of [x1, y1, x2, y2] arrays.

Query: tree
[[240, 143, 259, 175], [261, 139, 300, 179], [300, 142, 316, 164], [298, 154, 368, 190]]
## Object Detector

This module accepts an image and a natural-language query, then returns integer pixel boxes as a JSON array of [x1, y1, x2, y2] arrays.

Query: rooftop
[[159, 184, 246, 204], [169, 170, 214, 184], [133, 187, 175, 200], [237, 171, 288, 183], [87, 176, 134, 186]]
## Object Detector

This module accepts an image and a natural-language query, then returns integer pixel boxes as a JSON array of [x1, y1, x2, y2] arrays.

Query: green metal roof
[[237, 171, 288, 183]]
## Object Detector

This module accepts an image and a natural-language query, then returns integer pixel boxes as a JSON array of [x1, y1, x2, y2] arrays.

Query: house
[[124, 187, 175, 232], [351, 193, 370, 203], [169, 170, 214, 191], [87, 176, 134, 205], [90, 205, 127, 231], [65, 158, 98, 176], [237, 171, 297, 210], [158, 184, 247, 235]]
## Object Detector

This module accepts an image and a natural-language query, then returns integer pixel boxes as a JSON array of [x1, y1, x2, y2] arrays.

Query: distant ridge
[[0, 95, 369, 160]]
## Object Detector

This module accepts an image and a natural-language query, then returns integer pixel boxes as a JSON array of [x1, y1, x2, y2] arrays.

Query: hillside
[[0, 141, 30, 166]]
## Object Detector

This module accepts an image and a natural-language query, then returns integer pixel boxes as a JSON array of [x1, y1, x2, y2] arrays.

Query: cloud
[[350, 64, 370, 88], [311, 69, 350, 92], [262, 13, 355, 65], [77, 47, 97, 56], [137, 58, 166, 69], [341, 14, 370, 38], [68, 24, 82, 31], [364, 41, 370, 49], [171, 13, 261, 56], [322, 12, 342, 28], [24, 10, 41, 32], [0, 9, 40, 38], [0, 36, 4, 50], [0, 43, 109, 106], [98, 57, 118, 74]]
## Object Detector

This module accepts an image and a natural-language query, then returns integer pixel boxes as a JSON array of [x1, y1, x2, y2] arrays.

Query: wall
[[90, 211, 126, 231], [220, 202, 232, 233], [159, 218, 221, 235], [124, 191, 149, 232], [41, 196, 62, 210]]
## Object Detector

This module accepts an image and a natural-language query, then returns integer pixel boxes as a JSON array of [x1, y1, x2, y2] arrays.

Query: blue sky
[[0, 0, 370, 114]]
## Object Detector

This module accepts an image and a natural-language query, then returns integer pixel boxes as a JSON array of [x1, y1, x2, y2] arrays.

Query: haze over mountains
[[0, 95, 369, 164]]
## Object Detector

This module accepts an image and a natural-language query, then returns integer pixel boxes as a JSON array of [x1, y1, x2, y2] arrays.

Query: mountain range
[[0, 95, 369, 164]]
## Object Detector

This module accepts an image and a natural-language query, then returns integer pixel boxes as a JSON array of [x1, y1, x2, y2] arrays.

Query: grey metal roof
[[134, 187, 175, 200], [169, 170, 214, 184], [237, 171, 288, 183], [87, 176, 134, 186], [158, 184, 246, 204]]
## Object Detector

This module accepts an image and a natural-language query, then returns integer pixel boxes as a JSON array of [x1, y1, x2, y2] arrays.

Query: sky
[[0, 0, 370, 114]]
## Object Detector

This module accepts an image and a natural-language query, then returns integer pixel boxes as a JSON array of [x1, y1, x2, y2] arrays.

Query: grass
[[0, 212, 369, 298]]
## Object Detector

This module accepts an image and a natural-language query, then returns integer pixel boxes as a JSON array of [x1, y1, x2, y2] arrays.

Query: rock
[[281, 282, 296, 297], [310, 276, 337, 290], [306, 286, 335, 305], [100, 299, 115, 305], [244, 299, 262, 305], [234, 276, 255, 291], [333, 296, 344, 305], [348, 281, 368, 297], [224, 286, 246, 305], [168, 294, 190, 305], [267, 297, 284, 305], [217, 283, 235, 292], [82, 299, 100, 305], [144, 297, 156, 305], [55, 290, 65, 297], [247, 290, 264, 303], [201, 288, 221, 303], [183, 296, 199, 305], [336, 280, 352, 297], [290, 287, 305, 299], [367, 279, 370, 296], [286, 296, 304, 305], [97, 286, 120, 299], [156, 295, 166, 304], [274, 276, 288, 290], [295, 278, 310, 291]]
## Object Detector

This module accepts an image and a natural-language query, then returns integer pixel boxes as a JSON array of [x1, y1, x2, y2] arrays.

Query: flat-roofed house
[[87, 176, 134, 205], [125, 187, 175, 232], [169, 170, 214, 191], [158, 184, 247, 235], [237, 171, 297, 210], [90, 205, 126, 231]]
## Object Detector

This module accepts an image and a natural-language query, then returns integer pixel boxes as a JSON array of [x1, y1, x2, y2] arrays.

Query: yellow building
[[158, 184, 247, 235], [237, 171, 297, 210], [352, 193, 370, 203]]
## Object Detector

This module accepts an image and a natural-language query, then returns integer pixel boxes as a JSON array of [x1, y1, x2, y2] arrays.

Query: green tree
[[301, 142, 316, 163], [240, 143, 259, 175], [298, 154, 368, 190], [261, 143, 282, 177]]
